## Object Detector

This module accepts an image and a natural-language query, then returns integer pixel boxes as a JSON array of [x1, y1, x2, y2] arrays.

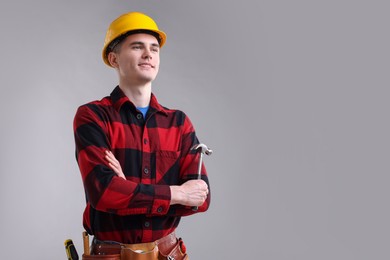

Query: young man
[[73, 12, 210, 259]]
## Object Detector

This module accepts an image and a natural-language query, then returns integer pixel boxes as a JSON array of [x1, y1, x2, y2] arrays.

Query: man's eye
[[151, 48, 159, 53], [132, 45, 142, 49]]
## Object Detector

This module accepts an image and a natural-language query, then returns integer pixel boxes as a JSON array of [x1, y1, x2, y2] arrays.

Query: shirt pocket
[[155, 150, 181, 184]]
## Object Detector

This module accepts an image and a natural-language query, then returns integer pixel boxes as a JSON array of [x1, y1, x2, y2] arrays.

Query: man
[[73, 12, 210, 259]]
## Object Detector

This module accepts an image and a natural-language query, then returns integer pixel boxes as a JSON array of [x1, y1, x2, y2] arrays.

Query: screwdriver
[[64, 239, 79, 260]]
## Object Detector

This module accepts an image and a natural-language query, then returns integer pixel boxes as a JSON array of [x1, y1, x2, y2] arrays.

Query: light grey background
[[0, 0, 389, 259]]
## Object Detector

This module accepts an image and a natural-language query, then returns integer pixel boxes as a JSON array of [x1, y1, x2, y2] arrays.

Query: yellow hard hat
[[102, 12, 167, 67]]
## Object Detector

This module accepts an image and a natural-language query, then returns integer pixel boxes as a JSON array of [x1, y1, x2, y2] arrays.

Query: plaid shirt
[[73, 86, 210, 243]]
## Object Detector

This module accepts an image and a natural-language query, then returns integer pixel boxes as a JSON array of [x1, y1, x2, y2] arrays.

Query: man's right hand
[[170, 180, 209, 206], [105, 150, 126, 180]]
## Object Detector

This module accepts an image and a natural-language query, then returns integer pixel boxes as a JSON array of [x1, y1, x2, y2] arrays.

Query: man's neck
[[119, 81, 152, 108]]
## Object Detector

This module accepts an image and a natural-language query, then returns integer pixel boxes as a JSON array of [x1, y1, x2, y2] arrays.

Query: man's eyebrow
[[130, 41, 160, 48]]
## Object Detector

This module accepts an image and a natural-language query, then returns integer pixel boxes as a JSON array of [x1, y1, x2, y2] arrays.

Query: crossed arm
[[104, 150, 209, 207]]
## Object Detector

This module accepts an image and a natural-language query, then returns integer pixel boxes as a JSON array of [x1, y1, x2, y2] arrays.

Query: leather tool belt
[[82, 232, 188, 260]]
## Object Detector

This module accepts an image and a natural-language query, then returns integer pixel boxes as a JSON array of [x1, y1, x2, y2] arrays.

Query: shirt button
[[144, 221, 150, 227], [157, 207, 163, 213], [136, 114, 142, 119], [144, 138, 148, 144], [144, 168, 149, 174]]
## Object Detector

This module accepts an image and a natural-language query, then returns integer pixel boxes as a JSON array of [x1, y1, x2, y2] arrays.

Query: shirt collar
[[110, 86, 168, 116]]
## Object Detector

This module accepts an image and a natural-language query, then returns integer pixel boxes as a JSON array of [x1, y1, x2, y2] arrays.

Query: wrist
[[170, 185, 184, 205]]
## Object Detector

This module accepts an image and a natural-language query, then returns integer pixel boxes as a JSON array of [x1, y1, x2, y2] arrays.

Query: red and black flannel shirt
[[73, 86, 210, 243]]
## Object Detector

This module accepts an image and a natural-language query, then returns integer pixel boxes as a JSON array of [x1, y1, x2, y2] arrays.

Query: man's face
[[110, 33, 160, 84]]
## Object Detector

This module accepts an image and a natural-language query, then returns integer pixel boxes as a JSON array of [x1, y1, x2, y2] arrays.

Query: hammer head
[[191, 143, 213, 156]]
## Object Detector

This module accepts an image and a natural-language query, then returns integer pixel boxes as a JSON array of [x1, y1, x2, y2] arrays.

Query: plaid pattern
[[73, 86, 210, 243]]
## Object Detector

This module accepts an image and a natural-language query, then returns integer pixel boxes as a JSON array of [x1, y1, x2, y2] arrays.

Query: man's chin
[[134, 76, 156, 85], [140, 74, 157, 83]]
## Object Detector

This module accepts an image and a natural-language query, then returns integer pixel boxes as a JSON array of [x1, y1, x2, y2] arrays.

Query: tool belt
[[82, 232, 188, 260]]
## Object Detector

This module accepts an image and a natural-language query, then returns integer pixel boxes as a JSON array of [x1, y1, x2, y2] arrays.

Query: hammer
[[191, 143, 212, 211]]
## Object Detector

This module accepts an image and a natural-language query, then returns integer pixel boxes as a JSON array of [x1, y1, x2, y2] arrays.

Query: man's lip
[[139, 63, 154, 68]]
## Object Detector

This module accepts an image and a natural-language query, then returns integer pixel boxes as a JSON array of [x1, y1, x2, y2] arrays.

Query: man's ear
[[107, 52, 119, 68]]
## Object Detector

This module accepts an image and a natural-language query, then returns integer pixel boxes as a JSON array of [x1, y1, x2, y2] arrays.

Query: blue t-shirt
[[137, 106, 149, 118]]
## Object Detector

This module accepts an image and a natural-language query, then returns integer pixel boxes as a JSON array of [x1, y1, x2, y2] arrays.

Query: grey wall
[[1, 0, 389, 259]]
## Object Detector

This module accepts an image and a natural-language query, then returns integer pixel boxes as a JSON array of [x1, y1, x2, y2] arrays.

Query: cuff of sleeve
[[150, 185, 171, 215]]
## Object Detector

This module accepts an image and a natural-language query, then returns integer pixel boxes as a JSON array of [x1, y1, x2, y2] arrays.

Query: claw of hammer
[[191, 143, 212, 179]]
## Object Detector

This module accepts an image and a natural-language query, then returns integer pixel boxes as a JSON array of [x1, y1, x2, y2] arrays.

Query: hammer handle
[[192, 153, 204, 211]]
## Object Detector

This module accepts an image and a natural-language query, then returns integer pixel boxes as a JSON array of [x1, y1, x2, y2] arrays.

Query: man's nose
[[142, 49, 152, 59]]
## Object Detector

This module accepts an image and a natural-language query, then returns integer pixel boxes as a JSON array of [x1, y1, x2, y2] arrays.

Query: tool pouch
[[82, 254, 121, 260], [84, 242, 121, 260], [121, 245, 159, 260], [158, 238, 188, 260]]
